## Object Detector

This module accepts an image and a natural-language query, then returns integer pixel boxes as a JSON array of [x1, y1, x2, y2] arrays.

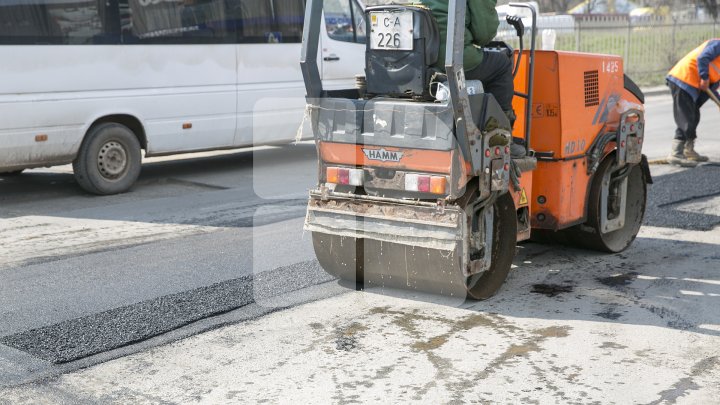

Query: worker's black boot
[[667, 140, 697, 167], [684, 139, 709, 162]]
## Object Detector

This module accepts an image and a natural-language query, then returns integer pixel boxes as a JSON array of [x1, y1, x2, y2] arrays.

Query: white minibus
[[0, 0, 366, 194]]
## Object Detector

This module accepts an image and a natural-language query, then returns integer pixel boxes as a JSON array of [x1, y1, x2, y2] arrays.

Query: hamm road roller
[[301, 1, 651, 299]]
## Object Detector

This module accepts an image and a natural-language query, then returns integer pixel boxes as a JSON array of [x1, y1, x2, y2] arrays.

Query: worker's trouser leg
[[669, 81, 708, 141], [465, 51, 514, 113]]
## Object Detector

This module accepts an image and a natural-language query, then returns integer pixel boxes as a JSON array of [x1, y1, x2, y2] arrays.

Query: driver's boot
[[504, 109, 527, 158]]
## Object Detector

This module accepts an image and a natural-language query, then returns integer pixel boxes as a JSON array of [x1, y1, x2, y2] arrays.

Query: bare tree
[[470, 0, 575, 13], [585, 0, 601, 14], [699, 0, 718, 20]]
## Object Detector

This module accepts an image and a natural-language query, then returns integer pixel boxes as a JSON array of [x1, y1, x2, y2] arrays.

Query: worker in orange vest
[[666, 39, 720, 166]]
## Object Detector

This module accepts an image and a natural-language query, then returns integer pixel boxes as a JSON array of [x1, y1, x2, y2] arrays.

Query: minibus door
[[320, 0, 366, 88]]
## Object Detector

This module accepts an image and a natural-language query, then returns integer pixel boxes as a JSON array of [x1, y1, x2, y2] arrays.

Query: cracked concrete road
[[2, 225, 719, 404], [1, 95, 719, 403]]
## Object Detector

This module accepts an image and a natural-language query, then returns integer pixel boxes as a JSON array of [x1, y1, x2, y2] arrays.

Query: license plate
[[370, 10, 414, 51]]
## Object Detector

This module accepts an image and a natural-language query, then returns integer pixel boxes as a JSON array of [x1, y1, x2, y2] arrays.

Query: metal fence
[[499, 15, 718, 86]]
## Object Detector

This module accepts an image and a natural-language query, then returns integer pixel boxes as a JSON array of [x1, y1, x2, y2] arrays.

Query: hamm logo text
[[362, 148, 404, 162]]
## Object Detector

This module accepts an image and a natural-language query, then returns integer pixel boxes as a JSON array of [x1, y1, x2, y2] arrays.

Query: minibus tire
[[73, 123, 142, 195]]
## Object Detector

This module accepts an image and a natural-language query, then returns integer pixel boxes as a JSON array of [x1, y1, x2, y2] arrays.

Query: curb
[[641, 86, 669, 97]]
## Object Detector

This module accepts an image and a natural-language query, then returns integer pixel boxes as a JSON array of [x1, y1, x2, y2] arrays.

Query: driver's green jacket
[[419, 0, 500, 71]]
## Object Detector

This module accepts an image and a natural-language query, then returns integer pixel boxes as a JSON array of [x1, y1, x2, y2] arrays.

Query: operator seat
[[364, 5, 440, 98]]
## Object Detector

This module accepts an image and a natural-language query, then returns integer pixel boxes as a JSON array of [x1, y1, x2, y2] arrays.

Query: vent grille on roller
[[584, 70, 599, 107]]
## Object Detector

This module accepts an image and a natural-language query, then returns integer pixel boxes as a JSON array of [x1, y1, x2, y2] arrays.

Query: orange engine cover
[[512, 50, 642, 230]]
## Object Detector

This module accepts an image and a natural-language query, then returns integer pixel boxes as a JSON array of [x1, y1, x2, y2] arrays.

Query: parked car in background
[[568, 0, 637, 14], [496, 2, 574, 41]]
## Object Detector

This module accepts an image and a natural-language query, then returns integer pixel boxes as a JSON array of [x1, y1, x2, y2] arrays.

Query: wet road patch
[[599, 342, 628, 350], [597, 272, 638, 287], [645, 356, 720, 405], [531, 284, 574, 297], [595, 309, 623, 320], [334, 323, 368, 352]]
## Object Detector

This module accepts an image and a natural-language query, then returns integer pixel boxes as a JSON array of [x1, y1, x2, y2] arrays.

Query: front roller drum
[[310, 193, 518, 300], [565, 155, 647, 252]]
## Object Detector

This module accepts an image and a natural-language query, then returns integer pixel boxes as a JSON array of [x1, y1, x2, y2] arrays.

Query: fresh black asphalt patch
[[0, 278, 253, 364], [645, 164, 720, 231], [0, 260, 334, 364]]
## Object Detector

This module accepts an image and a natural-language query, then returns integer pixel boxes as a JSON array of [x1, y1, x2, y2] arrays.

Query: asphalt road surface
[[1, 94, 719, 403]]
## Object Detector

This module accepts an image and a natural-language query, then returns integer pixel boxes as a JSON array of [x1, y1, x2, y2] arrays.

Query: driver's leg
[[465, 50, 514, 118], [465, 50, 524, 157]]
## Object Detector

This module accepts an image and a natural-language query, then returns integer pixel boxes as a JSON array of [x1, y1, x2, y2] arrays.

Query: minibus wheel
[[73, 123, 142, 195]]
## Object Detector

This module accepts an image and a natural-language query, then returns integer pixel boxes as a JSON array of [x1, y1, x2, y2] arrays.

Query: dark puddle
[[531, 284, 574, 297], [595, 310, 623, 320], [597, 271, 639, 287]]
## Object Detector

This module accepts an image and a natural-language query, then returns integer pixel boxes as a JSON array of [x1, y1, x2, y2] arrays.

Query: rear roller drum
[[310, 192, 518, 300], [311, 233, 364, 289], [311, 232, 465, 294]]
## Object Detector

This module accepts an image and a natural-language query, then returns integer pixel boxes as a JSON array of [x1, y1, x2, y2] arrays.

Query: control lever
[[506, 14, 525, 37], [506, 14, 525, 78]]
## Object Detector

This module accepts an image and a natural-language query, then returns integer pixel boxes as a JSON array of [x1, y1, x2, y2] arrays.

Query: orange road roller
[[300, 1, 651, 299]]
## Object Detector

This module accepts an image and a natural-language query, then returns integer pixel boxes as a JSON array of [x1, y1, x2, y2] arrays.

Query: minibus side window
[[351, 0, 366, 44], [324, 0, 365, 44], [122, 0, 234, 44], [0, 1, 104, 45], [274, 0, 305, 43]]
